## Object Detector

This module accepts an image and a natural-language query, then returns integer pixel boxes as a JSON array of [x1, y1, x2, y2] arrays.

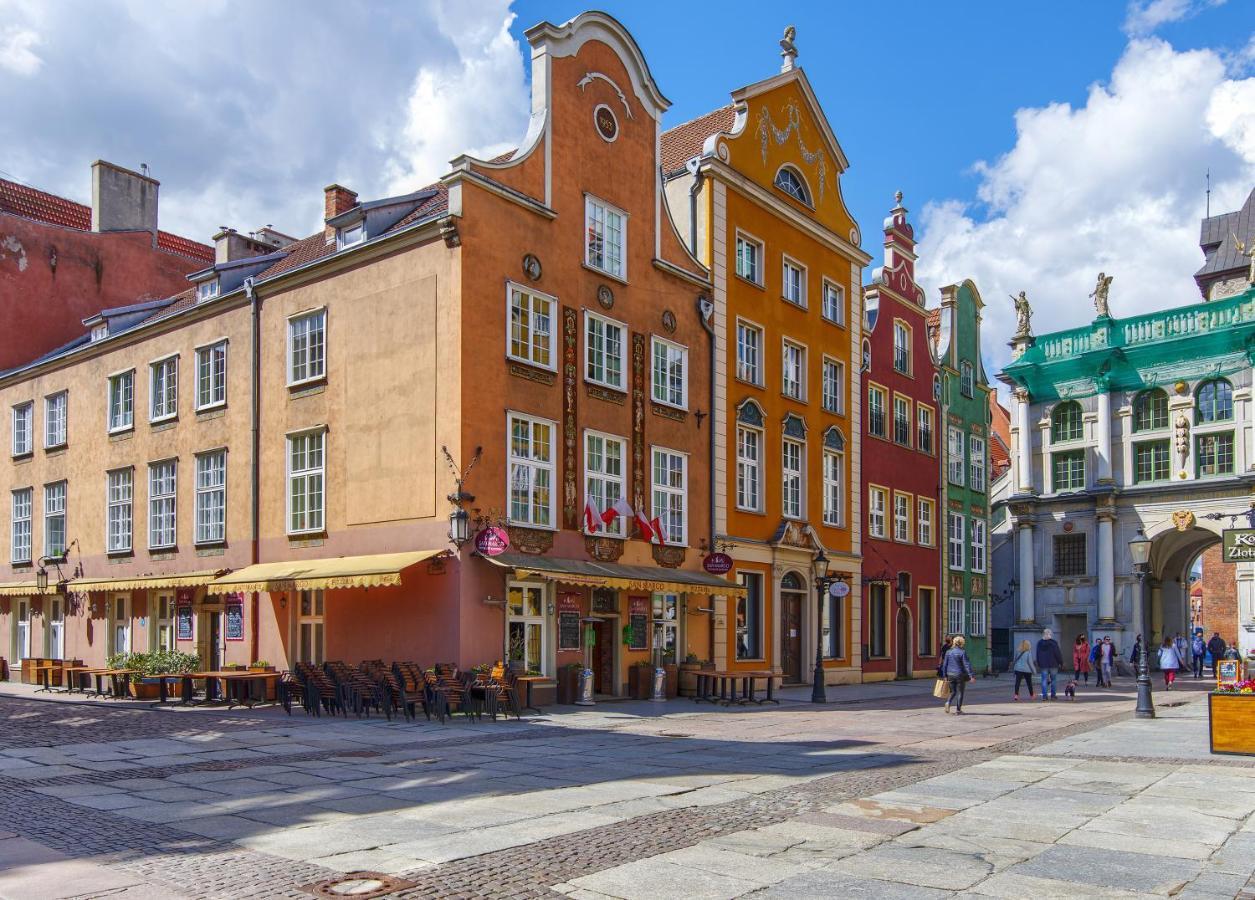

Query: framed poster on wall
[[628, 596, 648, 650], [558, 593, 582, 651], [225, 596, 244, 642], [176, 605, 194, 641]]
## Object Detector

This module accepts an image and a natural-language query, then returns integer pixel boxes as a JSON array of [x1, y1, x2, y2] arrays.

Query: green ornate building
[[930, 280, 993, 671]]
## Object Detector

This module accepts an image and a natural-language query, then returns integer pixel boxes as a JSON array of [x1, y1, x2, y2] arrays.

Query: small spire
[[780, 25, 798, 73]]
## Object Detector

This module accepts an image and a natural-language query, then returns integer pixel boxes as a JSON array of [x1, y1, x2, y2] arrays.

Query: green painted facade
[[935, 280, 992, 672]]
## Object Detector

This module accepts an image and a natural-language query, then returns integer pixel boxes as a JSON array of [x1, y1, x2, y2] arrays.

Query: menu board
[[1217, 659, 1242, 686], [628, 596, 648, 650], [558, 593, 582, 651], [225, 599, 244, 641], [176, 605, 194, 641]]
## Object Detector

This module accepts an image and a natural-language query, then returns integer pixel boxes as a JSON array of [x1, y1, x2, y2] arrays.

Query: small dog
[[1063, 679, 1077, 700]]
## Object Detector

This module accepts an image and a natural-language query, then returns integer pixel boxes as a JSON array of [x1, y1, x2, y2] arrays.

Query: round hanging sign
[[474, 526, 509, 557], [829, 581, 850, 599], [702, 552, 733, 575]]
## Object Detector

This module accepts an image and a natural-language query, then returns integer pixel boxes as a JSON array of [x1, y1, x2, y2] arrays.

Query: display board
[[557, 593, 582, 651], [225, 599, 244, 641], [176, 605, 193, 641], [628, 596, 648, 650]]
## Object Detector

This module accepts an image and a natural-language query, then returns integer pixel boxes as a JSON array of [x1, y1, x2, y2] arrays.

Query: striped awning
[[480, 552, 745, 597], [205, 550, 446, 595], [66, 570, 225, 593]]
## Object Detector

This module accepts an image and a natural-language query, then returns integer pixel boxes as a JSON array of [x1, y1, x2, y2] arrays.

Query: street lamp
[[36, 566, 48, 594], [812, 549, 831, 704], [447, 506, 471, 548], [1128, 529, 1155, 720]]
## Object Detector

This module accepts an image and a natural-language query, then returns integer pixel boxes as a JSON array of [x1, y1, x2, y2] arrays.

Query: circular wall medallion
[[593, 104, 618, 142], [661, 309, 677, 334], [1063, 521, 1074, 533], [596, 284, 614, 309], [522, 253, 542, 281]]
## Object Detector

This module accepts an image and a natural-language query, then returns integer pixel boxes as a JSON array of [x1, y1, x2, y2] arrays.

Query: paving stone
[[1009, 844, 1201, 894], [1058, 826, 1221, 860], [748, 871, 952, 899], [1206, 831, 1255, 874], [1176, 870, 1253, 899], [825, 844, 994, 890], [567, 858, 756, 900], [964, 871, 1158, 898]]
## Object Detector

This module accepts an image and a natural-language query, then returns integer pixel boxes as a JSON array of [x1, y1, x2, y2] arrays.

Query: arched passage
[[1145, 526, 1221, 647]]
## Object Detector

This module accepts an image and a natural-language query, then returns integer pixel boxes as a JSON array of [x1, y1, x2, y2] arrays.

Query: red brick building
[[1197, 546, 1238, 646]]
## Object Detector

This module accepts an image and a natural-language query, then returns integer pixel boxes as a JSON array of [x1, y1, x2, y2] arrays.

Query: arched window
[[1132, 388, 1168, 432], [861, 338, 872, 372], [780, 572, 804, 591], [1196, 379, 1233, 423], [1050, 401, 1083, 443], [774, 167, 810, 205]]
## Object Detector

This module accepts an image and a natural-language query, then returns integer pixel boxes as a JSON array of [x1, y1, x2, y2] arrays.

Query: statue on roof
[[780, 25, 798, 73], [1233, 232, 1255, 283], [1090, 272, 1114, 318], [1010, 291, 1033, 339]]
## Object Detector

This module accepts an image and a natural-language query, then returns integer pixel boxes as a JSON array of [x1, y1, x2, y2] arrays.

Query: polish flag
[[634, 507, 655, 542], [600, 497, 634, 526], [583, 497, 601, 533], [650, 516, 665, 545]]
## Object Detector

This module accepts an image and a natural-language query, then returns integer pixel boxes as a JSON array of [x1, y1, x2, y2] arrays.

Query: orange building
[[662, 37, 870, 685]]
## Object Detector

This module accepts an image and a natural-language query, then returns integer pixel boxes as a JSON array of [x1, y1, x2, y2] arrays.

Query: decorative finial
[[895, 190, 903, 205], [780, 25, 798, 73]]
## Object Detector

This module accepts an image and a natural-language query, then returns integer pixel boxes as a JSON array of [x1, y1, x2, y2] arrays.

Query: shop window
[[110, 595, 131, 657], [651, 593, 678, 662], [48, 597, 64, 659], [736, 572, 763, 660], [823, 586, 843, 659], [918, 588, 935, 656], [868, 583, 888, 658], [507, 582, 547, 675]]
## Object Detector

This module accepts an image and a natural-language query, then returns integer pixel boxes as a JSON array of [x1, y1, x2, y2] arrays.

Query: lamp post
[[1128, 529, 1156, 719], [811, 550, 832, 704], [36, 566, 48, 594]]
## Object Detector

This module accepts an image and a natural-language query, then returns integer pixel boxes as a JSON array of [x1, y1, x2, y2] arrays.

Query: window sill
[[44, 444, 67, 454], [11, 452, 32, 462], [150, 415, 178, 427], [821, 316, 847, 329], [585, 378, 628, 395], [781, 297, 808, 312], [735, 506, 767, 516], [507, 360, 557, 386], [733, 273, 765, 291], [733, 375, 765, 391], [506, 356, 557, 376], [288, 376, 327, 393], [195, 405, 227, 420], [9, 561, 33, 570], [582, 262, 628, 286], [107, 549, 134, 559]]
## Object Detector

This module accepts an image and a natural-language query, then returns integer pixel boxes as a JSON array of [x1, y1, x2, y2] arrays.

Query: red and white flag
[[600, 497, 634, 527], [583, 497, 601, 533], [650, 515, 665, 545], [634, 506, 655, 542]]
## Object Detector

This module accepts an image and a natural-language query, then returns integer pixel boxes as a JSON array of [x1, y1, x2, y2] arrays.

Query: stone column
[[1097, 511, 1116, 623], [1132, 577, 1145, 647], [1151, 582, 1164, 644], [1095, 387, 1113, 483], [1015, 389, 1033, 493], [1017, 519, 1036, 623]]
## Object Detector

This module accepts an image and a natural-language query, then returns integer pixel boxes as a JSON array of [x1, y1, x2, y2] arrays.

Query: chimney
[[91, 160, 159, 236], [324, 184, 358, 239], [213, 227, 276, 264]]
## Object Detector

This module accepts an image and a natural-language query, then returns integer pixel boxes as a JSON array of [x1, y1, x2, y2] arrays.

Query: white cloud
[[916, 38, 1255, 379], [1123, 0, 1222, 36], [0, 25, 41, 76]]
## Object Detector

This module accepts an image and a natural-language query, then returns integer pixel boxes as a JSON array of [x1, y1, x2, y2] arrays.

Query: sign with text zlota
[[1221, 529, 1255, 562]]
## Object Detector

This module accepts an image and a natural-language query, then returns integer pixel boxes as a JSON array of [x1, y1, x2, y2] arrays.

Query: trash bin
[[576, 668, 595, 706]]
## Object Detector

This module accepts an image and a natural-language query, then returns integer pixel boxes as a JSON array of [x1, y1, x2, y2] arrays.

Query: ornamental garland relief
[[756, 101, 828, 201]]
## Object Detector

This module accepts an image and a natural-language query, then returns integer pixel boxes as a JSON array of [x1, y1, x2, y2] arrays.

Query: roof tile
[[660, 106, 737, 174]]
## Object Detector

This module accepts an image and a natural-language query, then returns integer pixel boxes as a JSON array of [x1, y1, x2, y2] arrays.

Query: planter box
[[1209, 693, 1255, 756], [129, 680, 161, 700], [629, 665, 653, 700], [664, 663, 679, 699], [556, 667, 582, 705]]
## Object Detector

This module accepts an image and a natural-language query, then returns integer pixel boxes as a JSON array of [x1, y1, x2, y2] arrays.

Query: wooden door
[[782, 593, 803, 683], [592, 620, 614, 695]]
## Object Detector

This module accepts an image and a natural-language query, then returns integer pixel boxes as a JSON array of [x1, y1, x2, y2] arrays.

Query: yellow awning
[[482, 552, 746, 597], [67, 570, 226, 593], [0, 580, 50, 597], [206, 550, 445, 594]]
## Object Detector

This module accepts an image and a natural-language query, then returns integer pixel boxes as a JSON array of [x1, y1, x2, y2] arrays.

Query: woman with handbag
[[1010, 639, 1037, 701], [941, 636, 975, 714]]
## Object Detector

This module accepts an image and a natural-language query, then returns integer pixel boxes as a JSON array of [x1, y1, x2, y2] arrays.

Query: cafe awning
[[205, 550, 446, 595], [67, 570, 226, 593], [480, 552, 745, 597], [0, 580, 50, 597]]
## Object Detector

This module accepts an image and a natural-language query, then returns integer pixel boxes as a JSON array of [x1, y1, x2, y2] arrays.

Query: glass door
[[15, 600, 30, 663], [296, 590, 325, 665], [151, 594, 173, 652], [507, 582, 546, 675], [109, 595, 131, 658], [48, 598, 64, 659]]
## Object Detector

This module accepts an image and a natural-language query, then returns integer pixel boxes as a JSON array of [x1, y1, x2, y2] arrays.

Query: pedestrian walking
[[1174, 633, 1188, 671], [1158, 637, 1182, 690], [1010, 639, 1037, 700], [1191, 633, 1207, 678], [1036, 628, 1063, 701], [1208, 632, 1226, 676], [1098, 636, 1116, 687], [1074, 634, 1091, 684], [942, 635, 975, 714]]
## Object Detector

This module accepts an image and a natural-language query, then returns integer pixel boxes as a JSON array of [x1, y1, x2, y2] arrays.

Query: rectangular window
[[893, 395, 911, 445], [651, 447, 687, 545], [296, 589, 326, 666], [969, 436, 986, 492], [1196, 432, 1234, 478], [868, 583, 888, 657], [948, 513, 965, 570], [506, 582, 547, 675], [150, 356, 178, 422], [148, 460, 177, 549], [585, 196, 626, 279], [651, 338, 687, 408], [196, 341, 227, 410], [584, 432, 625, 537], [651, 593, 679, 661], [288, 309, 327, 386], [917, 497, 934, 546], [196, 278, 219, 302], [106, 468, 132, 553], [948, 597, 965, 638], [969, 597, 987, 637], [893, 492, 911, 542], [1053, 533, 1087, 577], [822, 449, 843, 527], [336, 222, 364, 249], [868, 486, 887, 538], [960, 361, 974, 398], [45, 392, 67, 448], [821, 358, 844, 414], [108, 371, 134, 432], [782, 257, 805, 306], [736, 426, 761, 512], [918, 587, 935, 656], [868, 386, 887, 438], [44, 481, 66, 557], [782, 439, 803, 519], [917, 405, 934, 454], [508, 285, 555, 370], [735, 234, 761, 284], [735, 571, 763, 659], [736, 321, 762, 384], [1052, 449, 1086, 491], [153, 594, 174, 653], [195, 451, 227, 545], [585, 312, 626, 390], [823, 588, 843, 658], [12, 402, 33, 456], [971, 519, 986, 573], [948, 428, 965, 484], [1134, 439, 1171, 484], [287, 431, 325, 535], [10, 488, 31, 563], [822, 279, 844, 325], [893, 321, 911, 374], [782, 340, 804, 400], [509, 414, 553, 527]]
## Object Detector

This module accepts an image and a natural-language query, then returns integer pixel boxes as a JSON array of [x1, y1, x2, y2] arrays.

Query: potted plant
[[1209, 677, 1255, 756], [248, 660, 274, 672]]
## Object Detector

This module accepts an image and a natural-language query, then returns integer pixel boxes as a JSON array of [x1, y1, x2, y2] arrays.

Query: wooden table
[[693, 670, 778, 705], [514, 675, 547, 715], [31, 661, 58, 693], [62, 665, 101, 694], [189, 671, 282, 708]]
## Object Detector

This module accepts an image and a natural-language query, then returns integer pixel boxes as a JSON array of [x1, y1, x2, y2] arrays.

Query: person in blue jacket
[[941, 636, 975, 715], [1035, 628, 1064, 700]]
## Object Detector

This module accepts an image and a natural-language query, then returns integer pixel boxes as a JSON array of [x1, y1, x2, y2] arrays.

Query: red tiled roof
[[660, 105, 737, 173], [989, 394, 1012, 479], [926, 308, 941, 328], [0, 176, 213, 263], [139, 287, 198, 327], [255, 233, 334, 280], [388, 184, 449, 232]]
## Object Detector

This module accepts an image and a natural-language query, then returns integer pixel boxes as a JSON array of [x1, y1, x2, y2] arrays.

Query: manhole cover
[[302, 872, 414, 899]]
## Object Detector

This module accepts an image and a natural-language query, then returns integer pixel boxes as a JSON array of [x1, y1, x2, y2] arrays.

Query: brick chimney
[[324, 184, 358, 239], [91, 160, 159, 237]]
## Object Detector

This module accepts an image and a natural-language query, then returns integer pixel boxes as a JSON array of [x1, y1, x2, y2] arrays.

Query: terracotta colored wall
[[1200, 544, 1238, 645]]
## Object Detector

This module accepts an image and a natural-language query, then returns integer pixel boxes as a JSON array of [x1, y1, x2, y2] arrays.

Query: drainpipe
[[686, 158, 704, 258], [245, 276, 261, 665], [697, 293, 717, 658]]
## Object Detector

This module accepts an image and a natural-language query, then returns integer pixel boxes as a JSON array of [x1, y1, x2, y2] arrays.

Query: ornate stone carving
[[522, 254, 542, 281], [597, 284, 614, 310], [1090, 272, 1113, 318], [577, 71, 633, 119], [1174, 412, 1190, 464], [661, 309, 677, 334], [587, 384, 626, 405], [585, 536, 625, 562], [823, 426, 845, 451], [509, 362, 556, 386], [1172, 510, 1196, 532], [755, 101, 827, 200], [737, 398, 765, 427], [651, 402, 685, 422], [1011, 291, 1033, 339], [509, 526, 554, 555], [562, 307, 578, 530], [651, 544, 686, 568], [781, 413, 807, 439]]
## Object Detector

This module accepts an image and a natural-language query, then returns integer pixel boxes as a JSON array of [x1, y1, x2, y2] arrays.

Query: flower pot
[[128, 680, 161, 700], [1208, 693, 1255, 756], [556, 666, 582, 705], [629, 665, 654, 700], [664, 663, 679, 699]]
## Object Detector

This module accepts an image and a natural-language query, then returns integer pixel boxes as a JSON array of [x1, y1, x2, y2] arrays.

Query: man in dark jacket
[[1208, 632, 1227, 676], [1036, 628, 1064, 700]]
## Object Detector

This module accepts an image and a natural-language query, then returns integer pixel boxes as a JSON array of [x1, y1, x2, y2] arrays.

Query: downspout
[[686, 157, 703, 259], [245, 276, 261, 665], [697, 293, 716, 659]]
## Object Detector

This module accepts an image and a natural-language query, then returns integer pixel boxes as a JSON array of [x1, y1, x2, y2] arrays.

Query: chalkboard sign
[[225, 601, 244, 641], [176, 606, 193, 641], [558, 612, 581, 651], [628, 614, 648, 650]]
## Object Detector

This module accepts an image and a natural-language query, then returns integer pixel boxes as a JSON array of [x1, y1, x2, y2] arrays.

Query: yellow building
[[663, 37, 870, 685]]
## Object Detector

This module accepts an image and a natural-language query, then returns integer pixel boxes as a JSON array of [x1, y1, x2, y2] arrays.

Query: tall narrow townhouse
[[662, 37, 870, 687], [861, 195, 942, 681]]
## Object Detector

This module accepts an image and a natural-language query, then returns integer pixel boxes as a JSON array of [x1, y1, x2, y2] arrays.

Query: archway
[[1145, 526, 1221, 648]]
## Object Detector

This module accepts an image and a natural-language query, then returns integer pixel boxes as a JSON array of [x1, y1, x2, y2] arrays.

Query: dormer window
[[197, 279, 220, 302], [774, 167, 810, 205], [337, 222, 365, 249], [90, 324, 108, 342]]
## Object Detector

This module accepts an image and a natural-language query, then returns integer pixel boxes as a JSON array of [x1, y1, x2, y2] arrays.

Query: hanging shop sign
[[1222, 529, 1255, 562], [475, 526, 510, 557], [830, 581, 850, 599], [702, 552, 733, 575]]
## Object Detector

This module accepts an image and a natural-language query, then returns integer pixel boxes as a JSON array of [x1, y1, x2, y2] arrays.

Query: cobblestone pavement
[[0, 677, 1243, 899]]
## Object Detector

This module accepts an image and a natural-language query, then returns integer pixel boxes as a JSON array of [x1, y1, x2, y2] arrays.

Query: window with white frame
[[948, 427, 965, 485], [288, 309, 327, 386], [774, 167, 810, 203], [893, 321, 911, 374], [44, 481, 66, 557], [736, 321, 762, 384], [917, 405, 934, 454], [948, 596, 965, 637], [948, 512, 965, 570], [822, 279, 845, 325], [12, 402, 33, 456], [782, 257, 806, 307], [10, 488, 31, 563], [106, 468, 132, 553], [893, 492, 910, 542], [508, 414, 553, 527], [735, 233, 762, 284], [822, 449, 843, 527], [196, 278, 219, 302], [970, 436, 986, 492], [782, 438, 803, 519], [196, 341, 227, 410], [585, 311, 625, 390], [822, 358, 843, 414], [868, 486, 887, 538], [584, 432, 625, 537], [585, 196, 626, 278], [652, 593, 679, 661], [507, 581, 547, 675], [287, 430, 326, 534], [508, 285, 555, 370], [651, 338, 687, 408], [296, 589, 325, 665], [195, 450, 227, 545], [917, 497, 934, 547], [782, 340, 804, 400], [970, 519, 986, 573], [651, 447, 686, 545], [150, 357, 178, 422], [736, 425, 761, 512], [153, 594, 174, 652], [969, 597, 987, 637], [108, 371, 134, 432], [45, 392, 67, 448], [336, 221, 364, 249], [148, 460, 177, 549]]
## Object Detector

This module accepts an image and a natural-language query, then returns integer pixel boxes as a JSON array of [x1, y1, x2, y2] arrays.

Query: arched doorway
[[780, 572, 806, 684], [895, 607, 911, 678], [1145, 526, 1222, 648]]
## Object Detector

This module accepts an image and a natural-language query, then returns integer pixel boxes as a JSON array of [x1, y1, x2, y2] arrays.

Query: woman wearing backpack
[[1010, 639, 1037, 701]]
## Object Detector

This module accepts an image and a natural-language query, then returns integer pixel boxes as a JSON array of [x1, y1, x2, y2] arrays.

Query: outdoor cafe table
[[514, 674, 547, 715], [62, 665, 101, 694], [189, 671, 282, 708], [64, 668, 136, 698], [31, 660, 58, 693], [693, 670, 779, 706]]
